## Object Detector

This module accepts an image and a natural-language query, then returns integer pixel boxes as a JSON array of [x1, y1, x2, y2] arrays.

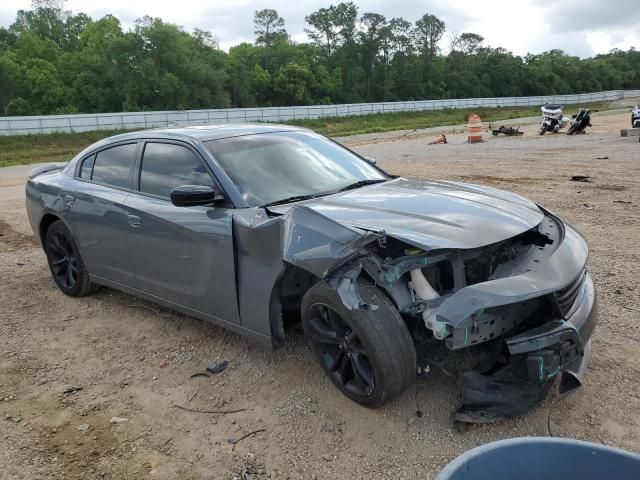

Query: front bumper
[[455, 271, 597, 423]]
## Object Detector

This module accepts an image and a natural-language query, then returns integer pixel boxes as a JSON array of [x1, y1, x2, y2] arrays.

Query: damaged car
[[25, 124, 597, 424]]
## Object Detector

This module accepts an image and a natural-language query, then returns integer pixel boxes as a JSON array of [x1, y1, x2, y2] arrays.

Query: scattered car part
[[570, 175, 591, 182], [428, 134, 448, 144], [26, 124, 597, 422], [206, 360, 229, 375], [491, 126, 523, 136], [567, 108, 592, 135]]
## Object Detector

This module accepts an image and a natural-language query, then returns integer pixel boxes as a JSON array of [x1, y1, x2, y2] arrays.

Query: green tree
[[1, 1, 639, 115], [254, 9, 287, 48], [414, 13, 445, 60], [273, 63, 312, 105]]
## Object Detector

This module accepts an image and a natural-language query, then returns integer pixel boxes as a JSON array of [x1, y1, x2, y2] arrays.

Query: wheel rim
[[307, 303, 375, 397], [47, 231, 78, 290]]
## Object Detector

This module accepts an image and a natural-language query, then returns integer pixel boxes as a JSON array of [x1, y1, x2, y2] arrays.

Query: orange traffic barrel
[[467, 114, 483, 143]]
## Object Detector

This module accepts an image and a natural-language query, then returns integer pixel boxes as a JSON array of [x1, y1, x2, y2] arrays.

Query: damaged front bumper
[[455, 270, 597, 423]]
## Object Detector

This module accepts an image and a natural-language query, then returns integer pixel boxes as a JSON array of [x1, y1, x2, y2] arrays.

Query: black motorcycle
[[566, 108, 592, 135]]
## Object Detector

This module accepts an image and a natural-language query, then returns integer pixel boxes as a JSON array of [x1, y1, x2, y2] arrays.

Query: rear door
[[123, 140, 240, 325], [67, 142, 139, 286]]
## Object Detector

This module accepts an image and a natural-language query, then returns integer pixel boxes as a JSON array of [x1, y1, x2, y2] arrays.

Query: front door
[[123, 141, 240, 325]]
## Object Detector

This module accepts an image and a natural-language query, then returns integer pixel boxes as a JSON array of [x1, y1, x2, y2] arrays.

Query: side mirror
[[363, 156, 377, 165], [170, 185, 224, 207]]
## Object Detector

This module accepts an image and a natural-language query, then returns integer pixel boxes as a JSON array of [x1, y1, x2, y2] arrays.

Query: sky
[[1, 0, 639, 58]]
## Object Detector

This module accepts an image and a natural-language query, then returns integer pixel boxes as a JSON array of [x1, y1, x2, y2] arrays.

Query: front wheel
[[567, 124, 578, 135], [538, 126, 546, 135], [301, 280, 416, 407]]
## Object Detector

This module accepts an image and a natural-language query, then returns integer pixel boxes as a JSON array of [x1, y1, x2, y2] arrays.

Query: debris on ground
[[491, 126, 524, 136], [235, 453, 264, 480], [613, 200, 632, 204], [174, 405, 246, 415], [428, 134, 447, 144], [189, 360, 229, 379], [570, 175, 591, 182], [229, 428, 266, 451], [60, 385, 83, 394], [597, 156, 609, 159], [206, 360, 229, 375], [110, 416, 129, 424], [75, 423, 90, 432]]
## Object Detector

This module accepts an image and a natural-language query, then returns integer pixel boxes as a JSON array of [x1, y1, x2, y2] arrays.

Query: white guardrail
[[1, 89, 639, 136]]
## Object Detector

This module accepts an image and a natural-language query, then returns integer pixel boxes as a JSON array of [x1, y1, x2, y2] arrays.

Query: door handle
[[64, 194, 75, 207], [127, 214, 141, 227]]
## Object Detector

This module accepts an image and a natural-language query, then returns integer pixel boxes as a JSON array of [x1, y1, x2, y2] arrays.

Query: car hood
[[268, 178, 544, 251]]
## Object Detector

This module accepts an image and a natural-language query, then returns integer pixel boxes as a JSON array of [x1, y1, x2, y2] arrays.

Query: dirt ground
[[1, 112, 639, 479]]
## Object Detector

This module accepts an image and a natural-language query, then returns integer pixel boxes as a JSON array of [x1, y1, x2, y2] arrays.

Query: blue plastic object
[[436, 437, 640, 480]]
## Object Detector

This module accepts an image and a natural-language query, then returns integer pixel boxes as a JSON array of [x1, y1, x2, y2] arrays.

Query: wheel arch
[[269, 264, 320, 349], [39, 212, 63, 245], [269, 260, 410, 349]]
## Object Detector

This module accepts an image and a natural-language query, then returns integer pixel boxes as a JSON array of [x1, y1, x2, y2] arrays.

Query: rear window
[[79, 154, 95, 178], [91, 143, 137, 189]]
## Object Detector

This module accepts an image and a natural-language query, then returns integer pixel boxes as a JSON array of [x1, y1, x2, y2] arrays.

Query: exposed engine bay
[[254, 203, 596, 424], [359, 213, 560, 345]]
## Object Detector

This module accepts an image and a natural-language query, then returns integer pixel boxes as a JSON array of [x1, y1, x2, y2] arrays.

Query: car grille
[[554, 270, 586, 318]]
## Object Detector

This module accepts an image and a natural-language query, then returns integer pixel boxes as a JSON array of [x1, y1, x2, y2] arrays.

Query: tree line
[[1, 0, 639, 116]]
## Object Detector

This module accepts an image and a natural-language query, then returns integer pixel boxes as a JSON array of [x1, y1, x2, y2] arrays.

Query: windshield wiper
[[262, 194, 321, 208], [262, 179, 388, 208], [336, 178, 388, 192]]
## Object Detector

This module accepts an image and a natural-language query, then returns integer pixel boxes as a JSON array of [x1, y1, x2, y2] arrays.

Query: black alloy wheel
[[307, 303, 375, 397], [47, 230, 78, 290], [44, 220, 98, 297], [301, 279, 416, 407]]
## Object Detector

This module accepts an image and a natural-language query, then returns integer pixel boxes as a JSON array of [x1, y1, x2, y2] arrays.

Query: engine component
[[409, 268, 448, 339]]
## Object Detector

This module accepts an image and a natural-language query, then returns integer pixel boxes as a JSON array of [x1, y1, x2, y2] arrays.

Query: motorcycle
[[631, 105, 640, 128], [538, 103, 568, 135], [567, 108, 592, 135]]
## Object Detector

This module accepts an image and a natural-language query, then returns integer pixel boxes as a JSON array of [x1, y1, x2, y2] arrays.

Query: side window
[[79, 154, 95, 178], [91, 143, 137, 189], [139, 143, 213, 198]]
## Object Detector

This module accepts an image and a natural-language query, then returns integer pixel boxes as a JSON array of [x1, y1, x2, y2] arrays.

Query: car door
[[123, 140, 240, 325], [66, 142, 139, 286]]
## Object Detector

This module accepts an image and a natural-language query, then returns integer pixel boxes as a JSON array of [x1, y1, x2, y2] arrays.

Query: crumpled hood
[[269, 178, 544, 250]]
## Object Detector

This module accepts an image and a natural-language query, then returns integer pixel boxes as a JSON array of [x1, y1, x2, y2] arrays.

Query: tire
[[44, 220, 98, 297], [301, 279, 416, 407], [567, 125, 577, 135], [538, 127, 546, 136]]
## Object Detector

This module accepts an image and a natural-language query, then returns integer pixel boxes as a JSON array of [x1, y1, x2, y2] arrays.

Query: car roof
[[102, 123, 310, 144]]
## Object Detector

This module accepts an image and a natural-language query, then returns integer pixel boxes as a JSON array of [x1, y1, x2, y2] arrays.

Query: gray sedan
[[26, 124, 596, 424]]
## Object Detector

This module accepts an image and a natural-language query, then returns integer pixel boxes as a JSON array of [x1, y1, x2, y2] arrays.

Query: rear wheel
[[301, 280, 416, 407], [44, 220, 98, 297]]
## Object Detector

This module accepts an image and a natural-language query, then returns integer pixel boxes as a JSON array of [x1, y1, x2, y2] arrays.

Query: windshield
[[205, 131, 388, 206]]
